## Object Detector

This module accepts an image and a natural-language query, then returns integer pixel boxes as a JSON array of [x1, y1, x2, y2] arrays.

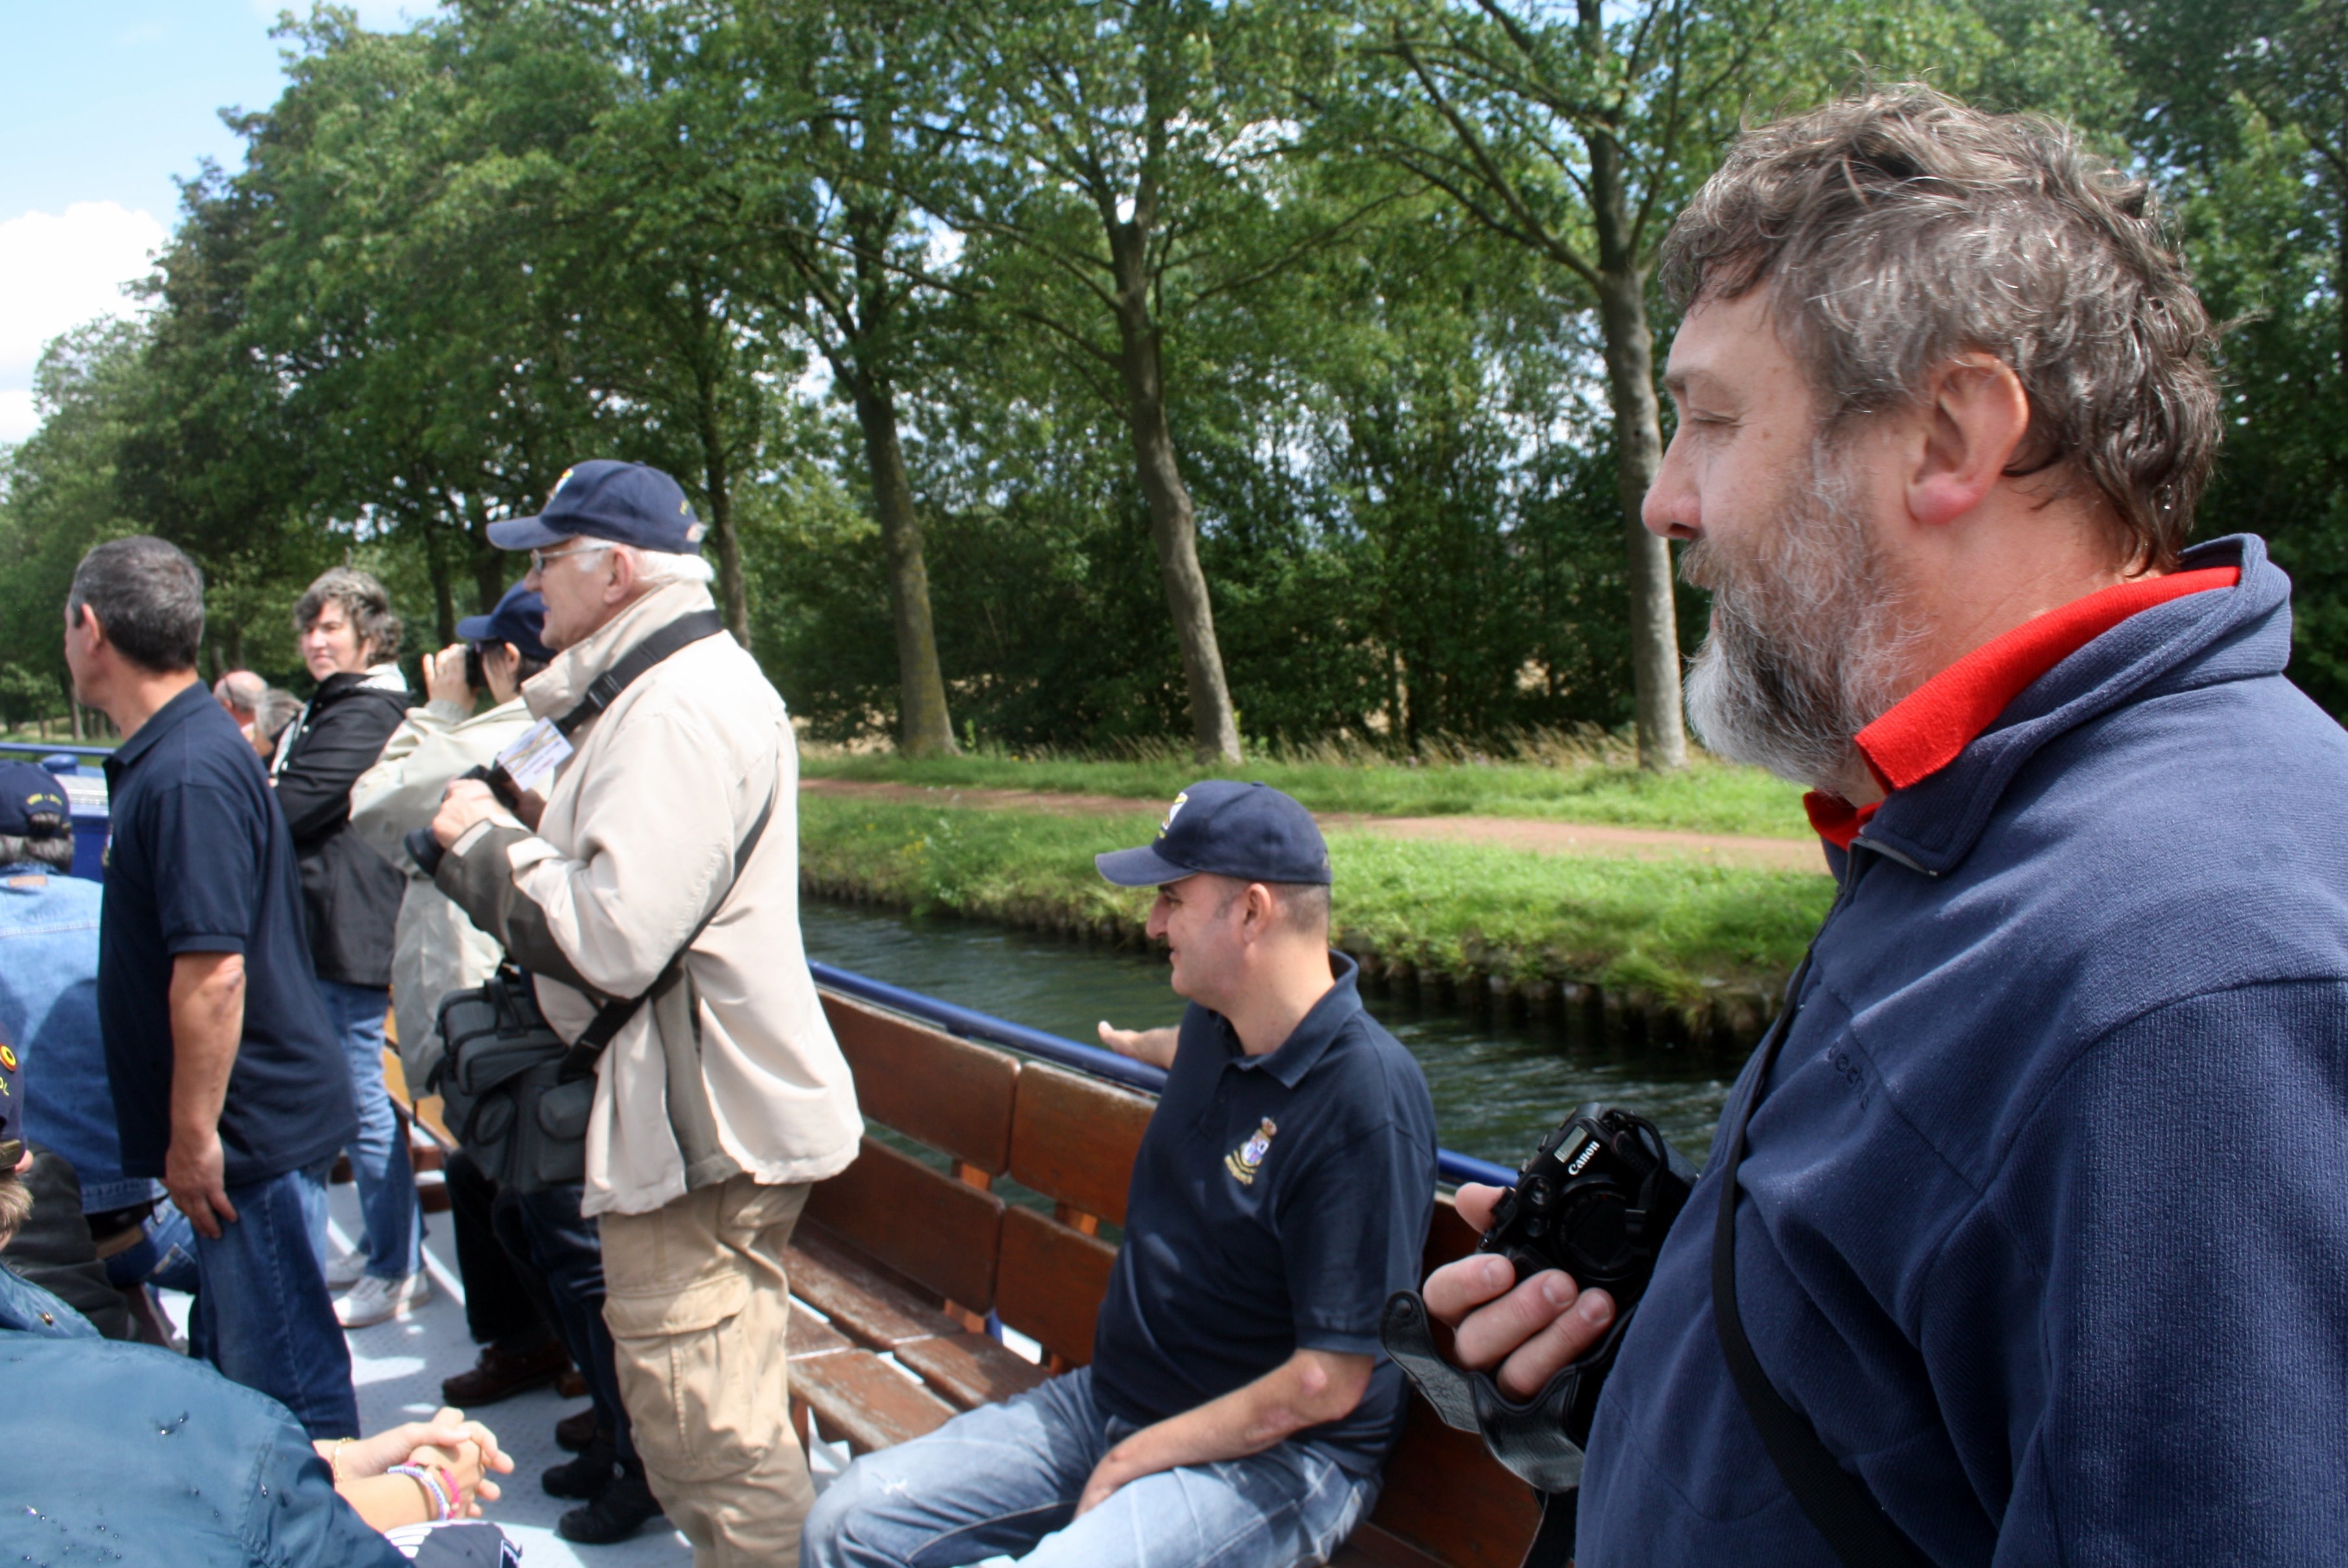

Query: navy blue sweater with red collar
[[1577, 535, 2348, 1565]]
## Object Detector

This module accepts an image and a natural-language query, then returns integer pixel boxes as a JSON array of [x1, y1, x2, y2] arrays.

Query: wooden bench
[[794, 991, 1542, 1568]]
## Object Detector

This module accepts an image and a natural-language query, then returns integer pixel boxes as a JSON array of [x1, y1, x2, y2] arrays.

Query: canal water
[[800, 898, 1738, 1174]]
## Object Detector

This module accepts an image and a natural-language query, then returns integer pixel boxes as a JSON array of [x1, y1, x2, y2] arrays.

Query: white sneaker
[[324, 1248, 367, 1291], [335, 1271, 431, 1328]]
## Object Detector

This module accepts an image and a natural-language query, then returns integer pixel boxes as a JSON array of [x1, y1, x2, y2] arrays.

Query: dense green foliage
[[798, 794, 1834, 998], [0, 0, 2336, 748]]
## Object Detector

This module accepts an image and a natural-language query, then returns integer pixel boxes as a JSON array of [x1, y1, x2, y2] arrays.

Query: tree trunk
[[467, 499, 506, 616], [1590, 129, 1687, 772], [851, 379, 958, 757], [425, 520, 457, 648], [1106, 224, 1242, 765], [694, 368, 751, 646]]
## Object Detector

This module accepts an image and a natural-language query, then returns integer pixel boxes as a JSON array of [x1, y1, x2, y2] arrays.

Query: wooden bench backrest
[[808, 995, 1017, 1313], [996, 1061, 1145, 1365], [821, 994, 1019, 1174], [1008, 1061, 1154, 1226]]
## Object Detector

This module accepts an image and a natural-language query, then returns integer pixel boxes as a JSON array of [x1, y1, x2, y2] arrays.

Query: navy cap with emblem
[[0, 762, 72, 842], [1095, 779, 1333, 888], [453, 581, 555, 663], [487, 459, 707, 555]]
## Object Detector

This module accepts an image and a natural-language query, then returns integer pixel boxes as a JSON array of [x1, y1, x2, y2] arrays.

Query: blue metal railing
[[0, 742, 112, 759], [809, 959, 1518, 1190]]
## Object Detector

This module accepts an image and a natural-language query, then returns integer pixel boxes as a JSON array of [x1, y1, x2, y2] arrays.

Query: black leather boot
[[557, 1461, 664, 1545]]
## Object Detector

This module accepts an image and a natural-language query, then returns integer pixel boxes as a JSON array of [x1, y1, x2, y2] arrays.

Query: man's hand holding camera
[[1425, 1182, 1616, 1398]]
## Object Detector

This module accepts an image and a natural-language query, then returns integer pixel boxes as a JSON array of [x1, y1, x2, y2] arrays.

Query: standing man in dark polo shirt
[[62, 536, 361, 1440], [804, 780, 1437, 1568]]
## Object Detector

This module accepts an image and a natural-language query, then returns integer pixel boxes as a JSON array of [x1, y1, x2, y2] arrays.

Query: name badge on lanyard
[[496, 718, 574, 796]]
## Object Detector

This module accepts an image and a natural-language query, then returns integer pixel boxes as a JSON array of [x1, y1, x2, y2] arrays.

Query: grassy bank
[[798, 795, 1831, 1036], [800, 737, 1811, 840]]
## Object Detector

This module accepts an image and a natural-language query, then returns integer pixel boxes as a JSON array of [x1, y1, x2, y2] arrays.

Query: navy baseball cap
[[454, 582, 555, 663], [0, 763, 71, 841], [487, 460, 706, 555], [1096, 780, 1333, 888]]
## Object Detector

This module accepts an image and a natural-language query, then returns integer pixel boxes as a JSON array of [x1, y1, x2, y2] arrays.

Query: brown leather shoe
[[440, 1341, 572, 1408], [555, 1367, 589, 1400]]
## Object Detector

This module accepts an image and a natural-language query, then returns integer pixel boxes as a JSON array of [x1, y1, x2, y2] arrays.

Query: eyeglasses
[[528, 542, 615, 574]]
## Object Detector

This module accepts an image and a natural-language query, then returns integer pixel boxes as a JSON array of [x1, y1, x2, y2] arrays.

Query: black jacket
[[271, 670, 411, 988]]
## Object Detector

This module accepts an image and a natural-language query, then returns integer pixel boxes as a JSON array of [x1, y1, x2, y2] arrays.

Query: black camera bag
[[429, 775, 769, 1195], [432, 972, 595, 1194]]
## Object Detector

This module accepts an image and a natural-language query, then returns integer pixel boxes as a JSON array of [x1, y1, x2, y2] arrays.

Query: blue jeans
[[104, 1199, 201, 1295], [317, 979, 422, 1280], [800, 1366, 1379, 1568], [188, 1162, 359, 1441], [492, 1180, 637, 1463]]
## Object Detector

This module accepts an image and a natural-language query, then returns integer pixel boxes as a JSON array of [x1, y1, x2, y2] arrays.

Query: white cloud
[[0, 391, 36, 446], [0, 201, 168, 442]]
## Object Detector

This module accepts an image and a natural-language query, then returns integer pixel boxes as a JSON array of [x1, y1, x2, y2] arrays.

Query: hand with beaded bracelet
[[311, 1406, 512, 1529]]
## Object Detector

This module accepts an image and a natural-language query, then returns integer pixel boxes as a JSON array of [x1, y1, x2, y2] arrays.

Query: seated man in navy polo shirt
[[62, 536, 363, 1441], [803, 781, 1438, 1568]]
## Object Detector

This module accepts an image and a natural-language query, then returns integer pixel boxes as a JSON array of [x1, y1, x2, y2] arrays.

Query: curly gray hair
[[1660, 86, 2220, 570]]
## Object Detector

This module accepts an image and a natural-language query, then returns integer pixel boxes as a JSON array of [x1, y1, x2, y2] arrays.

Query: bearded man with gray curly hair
[[1416, 87, 2348, 1567]]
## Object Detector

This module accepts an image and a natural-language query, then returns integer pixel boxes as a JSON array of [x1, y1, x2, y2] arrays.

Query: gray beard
[[1680, 444, 1919, 792]]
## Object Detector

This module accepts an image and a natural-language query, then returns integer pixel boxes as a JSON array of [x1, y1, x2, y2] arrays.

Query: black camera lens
[[464, 646, 487, 690]]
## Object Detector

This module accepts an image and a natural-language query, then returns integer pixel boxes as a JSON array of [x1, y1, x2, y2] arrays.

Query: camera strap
[[556, 774, 775, 1079], [1712, 951, 1931, 1568], [553, 608, 726, 739], [531, 605, 772, 1079]]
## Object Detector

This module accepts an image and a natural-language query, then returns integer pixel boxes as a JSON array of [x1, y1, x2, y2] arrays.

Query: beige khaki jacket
[[444, 581, 861, 1217], [349, 695, 535, 1086]]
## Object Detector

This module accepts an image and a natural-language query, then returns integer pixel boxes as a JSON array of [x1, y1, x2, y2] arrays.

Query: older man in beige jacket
[[429, 460, 861, 1566]]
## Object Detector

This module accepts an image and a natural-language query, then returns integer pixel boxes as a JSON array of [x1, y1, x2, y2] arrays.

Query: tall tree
[[911, 0, 1398, 764], [1357, 0, 1797, 770], [2101, 0, 2347, 709], [1359, 0, 2128, 767], [669, 1, 962, 753]]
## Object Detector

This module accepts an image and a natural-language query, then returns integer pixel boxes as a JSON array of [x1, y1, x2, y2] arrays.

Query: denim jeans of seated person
[[798, 1365, 1379, 1568]]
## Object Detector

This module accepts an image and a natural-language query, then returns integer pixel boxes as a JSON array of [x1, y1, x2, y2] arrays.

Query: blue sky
[[1, 1, 422, 441]]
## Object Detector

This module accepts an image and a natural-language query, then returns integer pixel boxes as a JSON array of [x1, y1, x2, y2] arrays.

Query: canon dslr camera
[[1477, 1102, 1693, 1307], [1381, 1102, 1696, 1492]]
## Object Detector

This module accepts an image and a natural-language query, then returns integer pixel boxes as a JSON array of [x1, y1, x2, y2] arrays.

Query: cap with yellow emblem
[[1094, 779, 1333, 888], [0, 762, 71, 844], [487, 459, 708, 554]]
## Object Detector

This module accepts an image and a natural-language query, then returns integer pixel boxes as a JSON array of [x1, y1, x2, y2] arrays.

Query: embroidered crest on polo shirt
[[1158, 790, 1189, 839], [1224, 1117, 1278, 1185]]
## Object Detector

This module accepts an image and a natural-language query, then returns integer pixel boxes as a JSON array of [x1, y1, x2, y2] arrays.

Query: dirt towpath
[[799, 777, 1830, 876]]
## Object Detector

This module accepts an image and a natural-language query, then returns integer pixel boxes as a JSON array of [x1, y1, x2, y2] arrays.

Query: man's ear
[[1906, 353, 2032, 529], [1240, 881, 1277, 941], [604, 547, 637, 605]]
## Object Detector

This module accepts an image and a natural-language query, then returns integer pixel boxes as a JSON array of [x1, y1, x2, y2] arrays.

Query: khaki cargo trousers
[[600, 1174, 815, 1567]]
